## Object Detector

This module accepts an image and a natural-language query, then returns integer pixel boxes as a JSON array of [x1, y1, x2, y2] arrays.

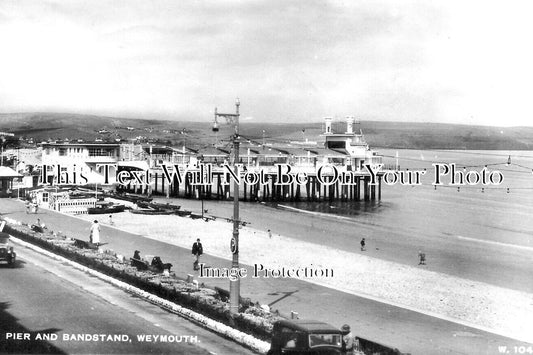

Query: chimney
[[345, 116, 355, 134], [324, 117, 333, 134]]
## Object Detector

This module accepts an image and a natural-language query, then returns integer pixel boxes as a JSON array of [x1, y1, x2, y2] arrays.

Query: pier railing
[[119, 165, 384, 203]]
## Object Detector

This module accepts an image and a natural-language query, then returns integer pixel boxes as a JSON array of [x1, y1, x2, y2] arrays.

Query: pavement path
[[0, 243, 256, 355]]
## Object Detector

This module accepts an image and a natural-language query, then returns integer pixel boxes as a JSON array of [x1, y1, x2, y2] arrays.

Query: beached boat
[[175, 210, 192, 217], [88, 202, 126, 214], [130, 208, 176, 215], [149, 202, 181, 210], [136, 201, 181, 210], [110, 193, 153, 204]]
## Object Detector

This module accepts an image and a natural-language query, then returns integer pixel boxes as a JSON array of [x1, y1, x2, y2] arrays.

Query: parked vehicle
[[267, 319, 408, 355], [0, 232, 16, 267], [267, 319, 342, 355]]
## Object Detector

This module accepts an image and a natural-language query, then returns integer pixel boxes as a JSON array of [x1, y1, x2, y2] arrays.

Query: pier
[[118, 168, 383, 202]]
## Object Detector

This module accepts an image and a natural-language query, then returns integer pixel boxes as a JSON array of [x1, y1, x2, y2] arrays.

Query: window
[[88, 148, 116, 157], [309, 333, 341, 348]]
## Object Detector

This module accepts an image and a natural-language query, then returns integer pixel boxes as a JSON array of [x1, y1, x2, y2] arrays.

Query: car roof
[[274, 319, 341, 333]]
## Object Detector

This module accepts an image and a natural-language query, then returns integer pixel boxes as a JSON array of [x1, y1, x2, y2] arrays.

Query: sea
[[154, 149, 533, 293]]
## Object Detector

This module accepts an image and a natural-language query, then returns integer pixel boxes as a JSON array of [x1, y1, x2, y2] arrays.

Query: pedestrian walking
[[341, 324, 354, 355], [418, 250, 426, 265], [90, 220, 101, 246], [360, 238, 366, 251], [191, 238, 203, 270], [108, 214, 114, 225], [268, 229, 272, 239], [25, 201, 30, 214], [31, 196, 38, 214]]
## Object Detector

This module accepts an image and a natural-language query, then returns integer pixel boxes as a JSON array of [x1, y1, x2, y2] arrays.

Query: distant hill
[[0, 112, 532, 150]]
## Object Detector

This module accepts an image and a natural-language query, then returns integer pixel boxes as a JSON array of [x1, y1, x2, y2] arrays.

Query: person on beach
[[341, 324, 354, 354], [90, 220, 100, 246], [360, 238, 366, 251], [191, 238, 203, 270], [418, 250, 426, 265], [268, 229, 272, 239]]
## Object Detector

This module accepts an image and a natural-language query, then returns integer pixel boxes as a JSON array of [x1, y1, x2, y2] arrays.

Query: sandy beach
[[79, 208, 533, 343]]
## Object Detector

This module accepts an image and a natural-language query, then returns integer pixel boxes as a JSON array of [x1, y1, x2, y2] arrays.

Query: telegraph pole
[[214, 99, 241, 314]]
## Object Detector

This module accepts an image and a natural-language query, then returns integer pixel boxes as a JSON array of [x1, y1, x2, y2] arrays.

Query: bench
[[149, 256, 172, 273], [130, 257, 149, 270], [30, 225, 44, 233], [130, 253, 172, 274], [73, 239, 98, 249], [214, 286, 251, 306], [215, 286, 230, 300]]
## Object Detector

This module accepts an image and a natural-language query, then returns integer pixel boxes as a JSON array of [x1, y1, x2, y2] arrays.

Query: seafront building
[[40, 141, 121, 185], [1, 116, 385, 204]]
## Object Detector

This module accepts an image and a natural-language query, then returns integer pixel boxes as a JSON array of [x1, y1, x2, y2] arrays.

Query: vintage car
[[0, 232, 16, 267], [267, 319, 343, 355]]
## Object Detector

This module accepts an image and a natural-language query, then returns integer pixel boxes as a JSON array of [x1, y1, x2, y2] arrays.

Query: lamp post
[[214, 99, 241, 314], [230, 98, 240, 314]]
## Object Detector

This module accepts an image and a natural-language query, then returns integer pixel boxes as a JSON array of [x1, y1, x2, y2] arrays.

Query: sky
[[0, 0, 532, 126]]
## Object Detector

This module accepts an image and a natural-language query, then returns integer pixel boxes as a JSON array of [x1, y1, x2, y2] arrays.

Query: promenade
[[0, 198, 527, 355]]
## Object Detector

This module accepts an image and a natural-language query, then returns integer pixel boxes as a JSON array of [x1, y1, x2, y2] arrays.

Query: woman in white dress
[[90, 220, 100, 245]]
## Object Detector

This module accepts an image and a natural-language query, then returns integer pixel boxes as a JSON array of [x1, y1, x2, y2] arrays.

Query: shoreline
[[78, 209, 533, 343]]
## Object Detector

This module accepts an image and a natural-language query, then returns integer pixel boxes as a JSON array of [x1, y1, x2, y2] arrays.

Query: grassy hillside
[[0, 112, 532, 150]]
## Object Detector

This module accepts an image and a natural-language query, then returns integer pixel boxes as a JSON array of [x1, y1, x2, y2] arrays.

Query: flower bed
[[2, 220, 280, 342]]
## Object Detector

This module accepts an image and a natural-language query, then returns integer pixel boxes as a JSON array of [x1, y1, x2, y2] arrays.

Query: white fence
[[54, 198, 97, 215]]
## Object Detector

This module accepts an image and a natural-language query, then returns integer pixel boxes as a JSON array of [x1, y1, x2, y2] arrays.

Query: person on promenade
[[31, 195, 38, 214], [25, 200, 30, 214], [191, 238, 203, 270], [418, 250, 426, 265], [90, 220, 101, 246], [31, 218, 45, 233], [108, 215, 114, 225], [37, 218, 46, 229], [360, 238, 366, 251], [341, 324, 354, 354]]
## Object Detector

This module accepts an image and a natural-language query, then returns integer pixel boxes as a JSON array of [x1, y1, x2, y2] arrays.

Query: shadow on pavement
[[0, 302, 66, 354], [0, 259, 26, 269]]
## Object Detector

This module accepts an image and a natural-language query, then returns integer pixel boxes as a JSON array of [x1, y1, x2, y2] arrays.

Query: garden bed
[[2, 219, 281, 342]]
